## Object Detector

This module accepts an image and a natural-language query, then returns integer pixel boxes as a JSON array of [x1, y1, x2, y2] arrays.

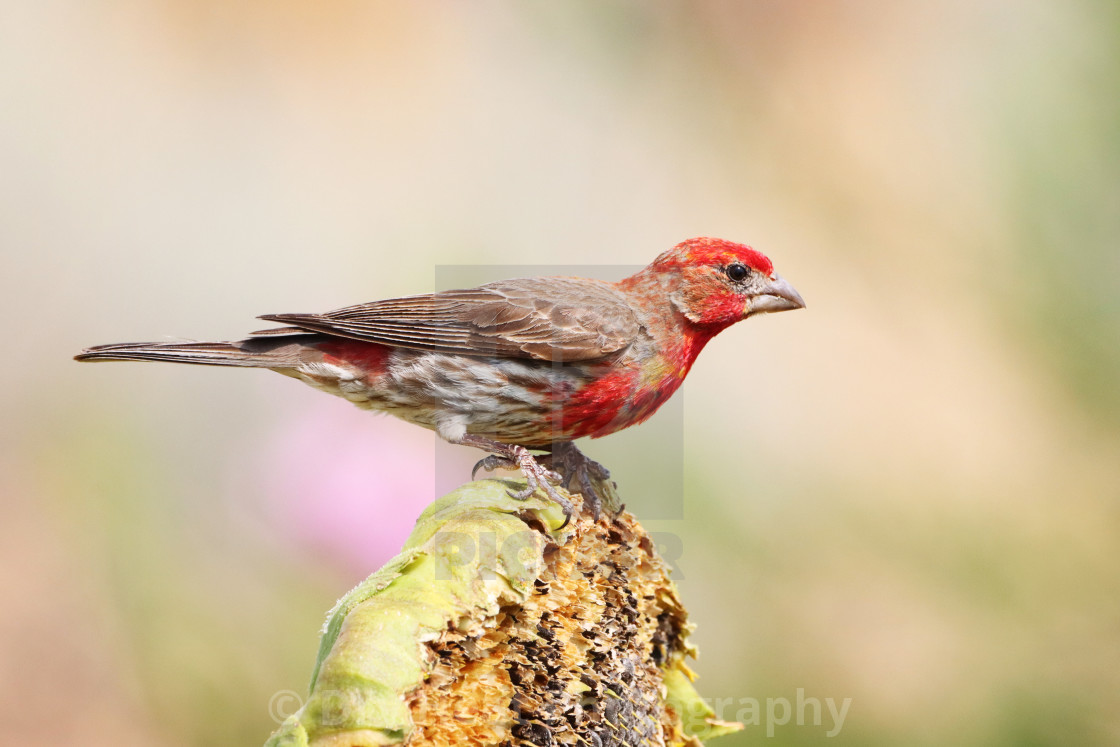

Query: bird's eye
[[725, 263, 750, 282]]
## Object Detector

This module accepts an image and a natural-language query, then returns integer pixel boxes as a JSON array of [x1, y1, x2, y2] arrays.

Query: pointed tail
[[74, 337, 307, 368]]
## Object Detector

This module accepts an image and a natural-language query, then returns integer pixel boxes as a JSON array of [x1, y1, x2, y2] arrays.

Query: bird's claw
[[463, 437, 574, 529], [472, 454, 517, 480], [503, 445, 573, 529], [539, 442, 613, 520], [463, 434, 586, 528]]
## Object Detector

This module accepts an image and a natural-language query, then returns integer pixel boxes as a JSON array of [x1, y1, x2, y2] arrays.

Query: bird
[[76, 237, 804, 524]]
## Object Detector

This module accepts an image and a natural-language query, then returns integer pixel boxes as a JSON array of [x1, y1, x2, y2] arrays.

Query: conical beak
[[747, 273, 806, 317]]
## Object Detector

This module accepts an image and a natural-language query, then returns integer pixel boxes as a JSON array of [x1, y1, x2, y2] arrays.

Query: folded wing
[[256, 277, 639, 362]]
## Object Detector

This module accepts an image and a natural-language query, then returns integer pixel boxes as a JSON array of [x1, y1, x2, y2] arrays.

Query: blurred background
[[2, 1, 1118, 744]]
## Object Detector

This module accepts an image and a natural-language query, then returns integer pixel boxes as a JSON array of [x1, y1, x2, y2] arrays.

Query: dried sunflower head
[[266, 480, 740, 747]]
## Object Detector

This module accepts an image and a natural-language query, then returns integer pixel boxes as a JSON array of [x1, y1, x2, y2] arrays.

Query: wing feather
[[256, 277, 639, 361]]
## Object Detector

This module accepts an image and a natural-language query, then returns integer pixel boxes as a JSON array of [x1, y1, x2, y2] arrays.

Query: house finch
[[76, 237, 804, 523]]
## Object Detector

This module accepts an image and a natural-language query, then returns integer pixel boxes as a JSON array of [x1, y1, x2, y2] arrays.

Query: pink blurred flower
[[241, 401, 477, 572]]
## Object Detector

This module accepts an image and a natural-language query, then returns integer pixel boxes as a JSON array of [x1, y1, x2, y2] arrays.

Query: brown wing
[[255, 277, 640, 362]]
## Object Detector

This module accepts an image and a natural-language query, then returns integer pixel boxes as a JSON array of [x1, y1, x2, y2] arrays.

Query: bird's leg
[[538, 441, 615, 520], [459, 434, 573, 527]]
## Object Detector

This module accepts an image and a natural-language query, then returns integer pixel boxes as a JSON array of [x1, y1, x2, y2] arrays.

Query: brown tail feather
[[74, 337, 311, 367]]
